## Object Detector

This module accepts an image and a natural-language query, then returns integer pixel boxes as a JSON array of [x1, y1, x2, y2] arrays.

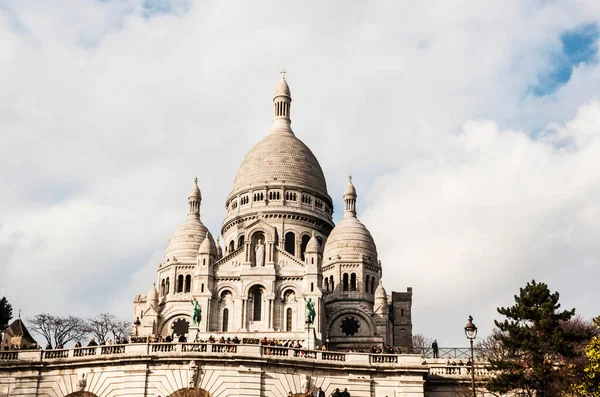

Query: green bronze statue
[[305, 298, 316, 325], [191, 298, 202, 326]]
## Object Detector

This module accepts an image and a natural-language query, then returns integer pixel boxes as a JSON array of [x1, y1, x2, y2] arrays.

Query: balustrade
[[322, 352, 346, 362], [0, 351, 18, 360], [73, 347, 97, 357], [43, 349, 69, 359], [262, 346, 287, 356], [211, 344, 237, 353], [101, 345, 125, 355], [151, 343, 175, 353], [370, 354, 397, 364], [428, 365, 490, 377], [182, 343, 207, 352]]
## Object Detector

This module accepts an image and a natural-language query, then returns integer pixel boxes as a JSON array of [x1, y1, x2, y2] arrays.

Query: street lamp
[[464, 315, 477, 397]]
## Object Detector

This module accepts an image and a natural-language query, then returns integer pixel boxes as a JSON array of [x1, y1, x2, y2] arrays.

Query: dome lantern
[[272, 69, 293, 133], [344, 175, 357, 218], [189, 177, 202, 217]]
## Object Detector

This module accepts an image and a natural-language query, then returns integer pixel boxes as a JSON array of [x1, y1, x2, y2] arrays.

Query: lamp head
[[464, 315, 478, 340]]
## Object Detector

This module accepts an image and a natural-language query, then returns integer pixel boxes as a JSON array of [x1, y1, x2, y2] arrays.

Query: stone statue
[[191, 298, 202, 326], [255, 239, 265, 266], [305, 298, 315, 325], [300, 374, 310, 393], [188, 360, 199, 388], [77, 373, 87, 391]]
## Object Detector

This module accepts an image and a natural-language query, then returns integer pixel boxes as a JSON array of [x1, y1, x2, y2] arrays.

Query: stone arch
[[65, 393, 99, 397], [169, 388, 212, 397], [159, 312, 191, 336], [299, 233, 311, 260], [277, 282, 299, 301], [242, 280, 272, 297], [284, 231, 295, 255], [217, 282, 240, 298]]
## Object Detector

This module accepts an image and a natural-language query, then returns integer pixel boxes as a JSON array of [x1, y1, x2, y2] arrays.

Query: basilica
[[133, 76, 413, 352]]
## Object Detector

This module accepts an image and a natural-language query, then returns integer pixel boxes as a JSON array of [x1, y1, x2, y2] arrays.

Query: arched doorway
[[65, 393, 99, 397], [169, 388, 212, 397]]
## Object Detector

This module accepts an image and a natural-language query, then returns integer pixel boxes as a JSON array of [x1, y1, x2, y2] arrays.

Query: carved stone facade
[[132, 76, 413, 352]]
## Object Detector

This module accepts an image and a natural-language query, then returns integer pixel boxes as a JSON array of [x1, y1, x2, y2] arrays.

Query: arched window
[[350, 273, 357, 291], [160, 279, 165, 296], [252, 288, 262, 321], [371, 278, 376, 295], [325, 277, 329, 292], [184, 275, 191, 293], [238, 235, 245, 248], [286, 308, 293, 332], [311, 282, 314, 292], [284, 232, 295, 256], [330, 275, 334, 291], [201, 283, 204, 293], [229, 240, 235, 252], [300, 234, 311, 260], [177, 275, 184, 293], [343, 273, 349, 292], [365, 275, 370, 293], [165, 277, 170, 294], [222, 308, 229, 332]]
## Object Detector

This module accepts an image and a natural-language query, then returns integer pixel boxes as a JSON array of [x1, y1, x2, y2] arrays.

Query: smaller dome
[[375, 280, 387, 301], [344, 176, 356, 196], [305, 232, 320, 254], [147, 284, 159, 302], [274, 79, 291, 98], [163, 215, 209, 261], [323, 217, 377, 261], [198, 234, 216, 255]]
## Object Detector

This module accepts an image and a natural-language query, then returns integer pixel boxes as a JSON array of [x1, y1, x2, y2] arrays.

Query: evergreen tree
[[0, 296, 12, 331], [488, 280, 586, 397]]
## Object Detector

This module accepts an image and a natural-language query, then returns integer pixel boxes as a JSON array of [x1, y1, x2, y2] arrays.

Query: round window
[[172, 318, 190, 336], [340, 316, 360, 336]]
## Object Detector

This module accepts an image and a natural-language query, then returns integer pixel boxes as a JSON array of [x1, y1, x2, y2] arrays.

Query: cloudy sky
[[1, 0, 599, 346]]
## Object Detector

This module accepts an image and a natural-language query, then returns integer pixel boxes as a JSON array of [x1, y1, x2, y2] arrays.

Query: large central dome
[[230, 132, 328, 197], [227, 77, 329, 201]]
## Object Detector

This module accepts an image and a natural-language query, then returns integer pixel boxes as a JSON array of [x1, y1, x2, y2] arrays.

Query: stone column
[[240, 299, 247, 331]]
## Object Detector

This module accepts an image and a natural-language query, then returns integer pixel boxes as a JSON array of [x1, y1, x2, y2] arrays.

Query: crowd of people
[[288, 387, 350, 397], [2, 342, 40, 351]]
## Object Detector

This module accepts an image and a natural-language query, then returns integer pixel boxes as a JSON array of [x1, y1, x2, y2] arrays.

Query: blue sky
[[533, 23, 599, 96]]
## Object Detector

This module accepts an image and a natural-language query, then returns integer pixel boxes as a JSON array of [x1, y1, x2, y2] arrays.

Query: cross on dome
[[280, 67, 287, 80]]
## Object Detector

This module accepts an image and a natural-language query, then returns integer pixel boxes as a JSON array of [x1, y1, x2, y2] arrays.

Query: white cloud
[[0, 0, 599, 345]]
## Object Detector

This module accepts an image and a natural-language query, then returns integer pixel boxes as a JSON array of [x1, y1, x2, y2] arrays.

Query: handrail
[[416, 347, 489, 359]]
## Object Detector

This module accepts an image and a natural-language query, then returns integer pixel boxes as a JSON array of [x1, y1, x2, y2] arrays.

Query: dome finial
[[280, 67, 287, 81]]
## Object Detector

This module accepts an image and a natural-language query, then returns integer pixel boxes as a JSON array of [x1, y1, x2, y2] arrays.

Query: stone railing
[[370, 354, 398, 364], [3, 343, 481, 379], [428, 365, 490, 377], [73, 347, 97, 357], [0, 351, 18, 360]]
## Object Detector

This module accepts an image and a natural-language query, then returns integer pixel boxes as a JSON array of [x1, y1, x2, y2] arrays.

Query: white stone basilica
[[133, 76, 413, 352]]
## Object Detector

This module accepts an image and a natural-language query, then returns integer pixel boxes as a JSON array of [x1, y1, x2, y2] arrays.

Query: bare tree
[[28, 314, 87, 348], [412, 333, 434, 356], [86, 313, 130, 344]]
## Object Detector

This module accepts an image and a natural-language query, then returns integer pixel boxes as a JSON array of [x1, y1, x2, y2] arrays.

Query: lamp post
[[464, 315, 478, 397]]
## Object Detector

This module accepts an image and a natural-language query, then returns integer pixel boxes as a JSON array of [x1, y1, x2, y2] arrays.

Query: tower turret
[[272, 69, 292, 132]]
